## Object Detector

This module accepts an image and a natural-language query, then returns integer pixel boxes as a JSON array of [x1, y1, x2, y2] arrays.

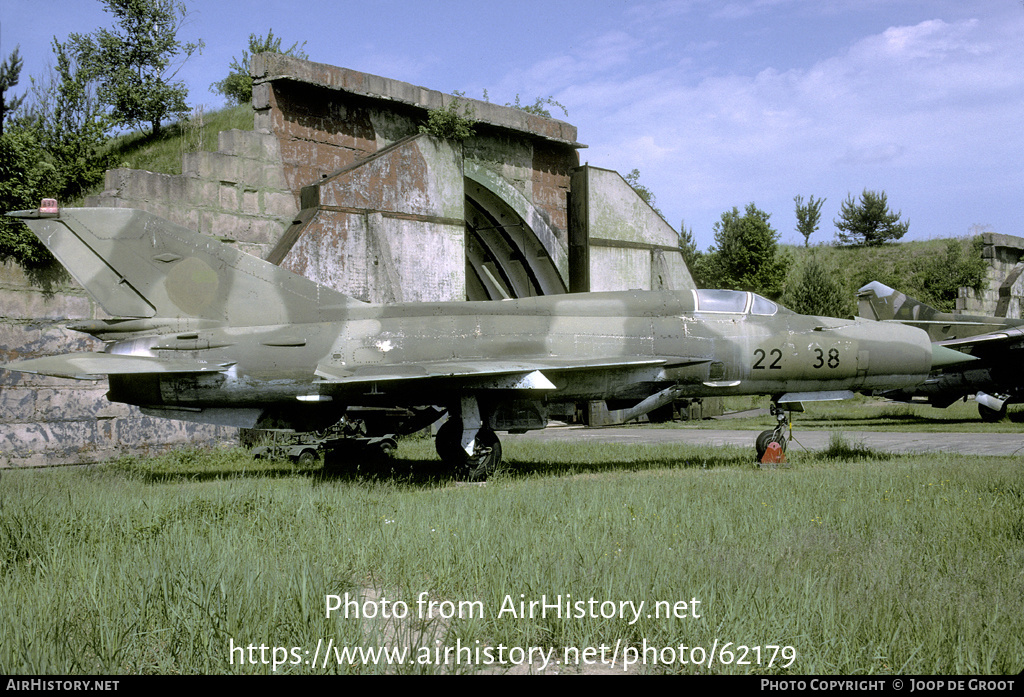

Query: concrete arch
[[463, 163, 567, 300]]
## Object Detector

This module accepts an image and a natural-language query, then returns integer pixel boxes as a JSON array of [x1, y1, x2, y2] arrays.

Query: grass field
[[2, 436, 1021, 675], [101, 105, 255, 179]]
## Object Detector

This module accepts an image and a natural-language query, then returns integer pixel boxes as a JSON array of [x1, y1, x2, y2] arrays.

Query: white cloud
[[534, 8, 1024, 245]]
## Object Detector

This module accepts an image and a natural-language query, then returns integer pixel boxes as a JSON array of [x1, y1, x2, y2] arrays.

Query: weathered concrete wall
[[569, 166, 694, 293], [275, 135, 466, 303], [86, 128, 299, 259], [957, 233, 1024, 318], [993, 264, 1024, 319], [251, 54, 580, 297], [0, 262, 235, 468], [251, 53, 580, 217]]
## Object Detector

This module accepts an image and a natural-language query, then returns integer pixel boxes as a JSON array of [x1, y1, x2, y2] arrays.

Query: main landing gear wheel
[[978, 403, 1007, 423], [435, 419, 503, 481]]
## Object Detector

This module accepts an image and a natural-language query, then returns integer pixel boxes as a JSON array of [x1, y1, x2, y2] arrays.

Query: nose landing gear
[[756, 402, 791, 464]]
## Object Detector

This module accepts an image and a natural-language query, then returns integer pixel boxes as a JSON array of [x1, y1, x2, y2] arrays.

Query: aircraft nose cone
[[931, 344, 977, 369]]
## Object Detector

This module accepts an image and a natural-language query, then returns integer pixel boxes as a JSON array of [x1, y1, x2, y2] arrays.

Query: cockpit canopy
[[691, 289, 792, 316]]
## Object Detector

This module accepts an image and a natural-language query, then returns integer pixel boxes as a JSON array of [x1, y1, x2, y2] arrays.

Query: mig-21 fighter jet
[[2, 202, 967, 477]]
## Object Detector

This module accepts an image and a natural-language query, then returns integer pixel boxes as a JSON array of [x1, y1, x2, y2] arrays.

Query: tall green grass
[[101, 105, 255, 178], [1, 441, 1021, 674]]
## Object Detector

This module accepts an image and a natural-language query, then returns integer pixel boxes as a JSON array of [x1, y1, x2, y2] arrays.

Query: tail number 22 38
[[753, 347, 840, 370]]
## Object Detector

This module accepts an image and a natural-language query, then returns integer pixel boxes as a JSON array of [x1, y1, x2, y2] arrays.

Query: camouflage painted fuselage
[[4, 207, 938, 433], [99, 289, 935, 430]]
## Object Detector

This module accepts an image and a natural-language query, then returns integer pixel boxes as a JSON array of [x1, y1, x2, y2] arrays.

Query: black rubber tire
[[377, 438, 398, 458], [978, 403, 1007, 423], [462, 430, 502, 482], [435, 419, 468, 465], [435, 420, 502, 480]]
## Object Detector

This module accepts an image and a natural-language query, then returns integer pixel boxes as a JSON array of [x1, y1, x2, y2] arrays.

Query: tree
[[18, 39, 113, 202], [0, 47, 26, 135], [211, 29, 308, 106], [914, 237, 987, 312], [623, 168, 662, 216], [794, 194, 825, 247], [0, 36, 117, 272], [69, 0, 203, 135], [701, 203, 789, 298], [678, 220, 699, 266], [678, 220, 707, 286], [781, 257, 850, 318], [834, 189, 909, 246], [0, 128, 52, 268]]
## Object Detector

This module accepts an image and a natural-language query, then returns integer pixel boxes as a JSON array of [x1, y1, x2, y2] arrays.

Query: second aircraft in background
[[858, 281, 1021, 421]]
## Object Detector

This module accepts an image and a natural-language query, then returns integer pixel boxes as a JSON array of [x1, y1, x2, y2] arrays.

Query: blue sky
[[3, 0, 1023, 250]]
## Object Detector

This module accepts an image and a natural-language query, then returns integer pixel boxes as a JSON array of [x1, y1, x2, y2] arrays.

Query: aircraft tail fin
[[7, 203, 365, 326], [856, 281, 938, 323]]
